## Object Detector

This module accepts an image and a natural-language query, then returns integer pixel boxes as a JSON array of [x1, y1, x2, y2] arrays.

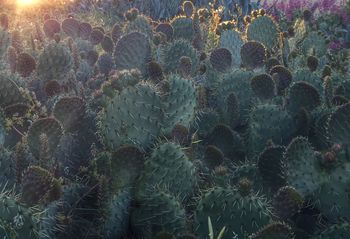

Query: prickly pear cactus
[[160, 39, 199, 75], [270, 65, 293, 95], [171, 16, 194, 41], [313, 162, 350, 222], [210, 48, 232, 73], [195, 186, 272, 239], [0, 192, 39, 239], [241, 41, 267, 69], [103, 188, 131, 239], [286, 81, 321, 116], [258, 145, 286, 191], [0, 116, 4, 147], [131, 189, 187, 238], [328, 103, 350, 146], [76, 59, 92, 83], [246, 103, 296, 157], [39, 183, 101, 239], [62, 18, 80, 38], [27, 117, 63, 159], [216, 70, 254, 124], [0, 28, 11, 60], [53, 97, 86, 132], [220, 30, 244, 67], [114, 32, 151, 75], [109, 145, 144, 189], [273, 186, 304, 221], [247, 16, 279, 49], [98, 53, 114, 76], [125, 15, 153, 38], [195, 108, 220, 137], [301, 31, 327, 57], [43, 19, 61, 38], [21, 166, 62, 206], [250, 222, 294, 239], [284, 137, 324, 197], [37, 42, 73, 81], [251, 74, 276, 101], [0, 147, 16, 187], [207, 124, 245, 162], [107, 69, 141, 93], [161, 74, 197, 133], [155, 23, 174, 41], [16, 53, 36, 78], [99, 82, 163, 149], [137, 142, 196, 199], [89, 29, 104, 45], [0, 71, 26, 108], [313, 222, 350, 239], [293, 68, 323, 93]]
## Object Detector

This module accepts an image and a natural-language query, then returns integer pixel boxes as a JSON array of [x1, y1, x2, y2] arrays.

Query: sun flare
[[16, 0, 40, 8]]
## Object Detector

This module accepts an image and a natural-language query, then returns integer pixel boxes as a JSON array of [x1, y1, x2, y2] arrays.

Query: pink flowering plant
[[262, 0, 349, 24]]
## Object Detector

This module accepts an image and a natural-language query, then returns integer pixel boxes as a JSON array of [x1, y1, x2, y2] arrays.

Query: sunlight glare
[[16, 0, 40, 8]]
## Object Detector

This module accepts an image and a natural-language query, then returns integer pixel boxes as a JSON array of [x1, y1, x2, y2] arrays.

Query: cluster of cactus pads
[[0, 1, 350, 238]]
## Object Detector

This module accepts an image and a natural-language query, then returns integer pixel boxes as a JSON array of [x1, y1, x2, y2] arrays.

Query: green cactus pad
[[137, 142, 196, 199], [301, 31, 327, 57], [216, 70, 254, 123], [103, 188, 131, 239], [195, 186, 272, 239], [21, 166, 61, 206], [125, 15, 152, 38], [27, 117, 63, 160], [16, 53, 36, 78], [313, 162, 350, 221], [110, 145, 144, 189], [114, 31, 151, 75], [247, 16, 279, 49], [0, 29, 11, 58], [250, 222, 294, 239], [258, 145, 286, 190], [203, 145, 225, 170], [207, 124, 245, 162], [270, 65, 293, 95], [195, 108, 221, 138], [99, 82, 163, 149], [171, 16, 194, 41], [246, 103, 296, 157], [286, 81, 321, 116], [210, 48, 232, 73], [0, 193, 39, 239], [131, 189, 187, 238], [62, 18, 80, 38], [284, 137, 324, 196], [0, 148, 16, 187], [37, 42, 73, 81], [161, 74, 197, 133], [53, 97, 86, 132], [43, 19, 61, 38], [241, 41, 267, 69], [273, 186, 304, 221], [161, 39, 199, 75], [251, 74, 276, 101], [328, 103, 350, 146], [220, 30, 243, 67], [156, 23, 174, 41], [0, 71, 26, 108], [313, 222, 350, 239]]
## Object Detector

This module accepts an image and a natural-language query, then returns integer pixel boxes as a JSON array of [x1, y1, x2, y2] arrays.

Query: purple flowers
[[329, 41, 344, 52], [261, 0, 348, 23]]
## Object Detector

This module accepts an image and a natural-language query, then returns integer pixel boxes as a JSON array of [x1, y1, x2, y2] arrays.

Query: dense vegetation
[[0, 0, 350, 238]]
